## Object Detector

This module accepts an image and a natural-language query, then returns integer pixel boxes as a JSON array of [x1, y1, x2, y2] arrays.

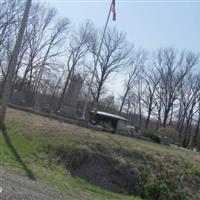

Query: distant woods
[[0, 1, 200, 150]]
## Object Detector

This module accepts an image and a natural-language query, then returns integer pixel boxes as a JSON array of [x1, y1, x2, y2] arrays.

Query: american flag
[[111, 0, 116, 21]]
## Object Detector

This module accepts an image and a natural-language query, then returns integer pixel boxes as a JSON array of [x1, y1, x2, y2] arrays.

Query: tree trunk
[[95, 78, 104, 104], [192, 102, 200, 147], [182, 102, 195, 147], [163, 109, 169, 127], [57, 68, 73, 111], [138, 77, 142, 129], [119, 87, 129, 114], [156, 104, 161, 130], [169, 104, 174, 126], [145, 98, 153, 128], [145, 111, 151, 128]]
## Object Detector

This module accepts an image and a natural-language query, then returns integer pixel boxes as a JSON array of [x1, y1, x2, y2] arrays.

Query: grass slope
[[0, 108, 200, 200]]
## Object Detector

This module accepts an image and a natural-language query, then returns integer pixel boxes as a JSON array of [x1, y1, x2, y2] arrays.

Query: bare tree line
[[0, 1, 200, 150]]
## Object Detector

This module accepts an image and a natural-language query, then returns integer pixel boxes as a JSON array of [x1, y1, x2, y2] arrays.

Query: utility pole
[[0, 0, 32, 125]]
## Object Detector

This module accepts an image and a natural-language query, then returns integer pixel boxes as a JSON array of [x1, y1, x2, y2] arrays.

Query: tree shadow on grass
[[1, 125, 36, 180]]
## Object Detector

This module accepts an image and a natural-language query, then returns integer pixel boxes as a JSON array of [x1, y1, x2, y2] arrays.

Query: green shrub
[[141, 129, 160, 143], [143, 178, 188, 200], [143, 179, 171, 200], [171, 190, 189, 200], [99, 122, 113, 130], [158, 127, 179, 144]]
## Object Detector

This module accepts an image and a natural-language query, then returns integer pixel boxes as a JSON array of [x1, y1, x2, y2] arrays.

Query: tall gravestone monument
[[61, 74, 84, 118]]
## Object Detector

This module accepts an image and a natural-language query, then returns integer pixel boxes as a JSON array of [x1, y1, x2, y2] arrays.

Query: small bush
[[171, 190, 189, 200], [99, 122, 113, 131], [143, 178, 170, 200], [143, 178, 188, 200], [141, 129, 160, 143], [158, 127, 179, 144]]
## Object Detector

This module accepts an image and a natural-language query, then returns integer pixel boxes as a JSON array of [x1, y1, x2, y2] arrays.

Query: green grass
[[0, 109, 141, 200], [0, 108, 200, 200]]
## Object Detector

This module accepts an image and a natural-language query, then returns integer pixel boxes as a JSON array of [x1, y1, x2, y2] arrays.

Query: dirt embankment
[[45, 144, 200, 200]]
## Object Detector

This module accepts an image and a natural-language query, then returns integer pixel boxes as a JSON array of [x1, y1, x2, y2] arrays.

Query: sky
[[34, 0, 200, 98]]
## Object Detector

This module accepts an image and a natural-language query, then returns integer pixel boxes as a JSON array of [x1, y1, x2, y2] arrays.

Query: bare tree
[[18, 5, 58, 91], [193, 99, 200, 149], [119, 49, 146, 114], [154, 48, 198, 127], [33, 17, 70, 105], [89, 27, 132, 103], [0, 0, 23, 89], [177, 73, 200, 147], [0, 0, 32, 125], [12, 4, 70, 106], [57, 21, 93, 110], [143, 68, 161, 128]]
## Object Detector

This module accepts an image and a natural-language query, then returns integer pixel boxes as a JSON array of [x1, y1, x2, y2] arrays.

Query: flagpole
[[82, 2, 113, 119]]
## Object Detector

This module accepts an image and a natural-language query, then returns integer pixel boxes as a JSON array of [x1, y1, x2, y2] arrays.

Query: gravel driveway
[[0, 166, 65, 200]]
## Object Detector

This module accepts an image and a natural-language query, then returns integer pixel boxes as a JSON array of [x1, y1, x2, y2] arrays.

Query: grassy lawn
[[0, 108, 200, 200]]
